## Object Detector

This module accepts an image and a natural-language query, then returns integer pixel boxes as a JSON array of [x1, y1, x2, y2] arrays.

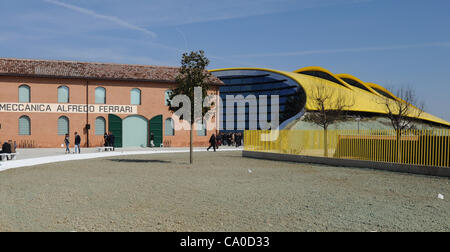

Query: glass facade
[[212, 70, 306, 132]]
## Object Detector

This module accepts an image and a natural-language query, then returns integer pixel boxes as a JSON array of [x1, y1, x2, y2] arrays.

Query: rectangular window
[[19, 86, 30, 103], [19, 116, 31, 135], [95, 117, 106, 135], [58, 86, 69, 103], [58, 117, 69, 135], [95, 87, 106, 104], [131, 89, 141, 105], [197, 121, 206, 136]]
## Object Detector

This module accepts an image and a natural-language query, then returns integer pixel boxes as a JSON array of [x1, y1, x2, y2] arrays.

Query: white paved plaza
[[0, 146, 243, 172]]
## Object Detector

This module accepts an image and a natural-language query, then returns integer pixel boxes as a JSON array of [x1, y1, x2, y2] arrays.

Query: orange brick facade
[[0, 75, 220, 148]]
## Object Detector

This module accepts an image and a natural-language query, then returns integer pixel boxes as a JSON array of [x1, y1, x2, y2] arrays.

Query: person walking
[[74, 132, 81, 154], [108, 132, 115, 151], [207, 134, 217, 152], [150, 132, 155, 147], [216, 133, 222, 147], [104, 133, 109, 148], [236, 133, 242, 148], [64, 134, 70, 154]]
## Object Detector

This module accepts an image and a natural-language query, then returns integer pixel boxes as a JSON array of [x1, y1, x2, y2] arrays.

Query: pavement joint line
[[0, 148, 243, 172]]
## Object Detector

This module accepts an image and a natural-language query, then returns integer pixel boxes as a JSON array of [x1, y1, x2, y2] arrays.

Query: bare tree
[[304, 85, 354, 157], [168, 51, 213, 164], [381, 86, 424, 162]]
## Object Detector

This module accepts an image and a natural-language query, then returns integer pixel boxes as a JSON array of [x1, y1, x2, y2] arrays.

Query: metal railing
[[244, 129, 450, 168]]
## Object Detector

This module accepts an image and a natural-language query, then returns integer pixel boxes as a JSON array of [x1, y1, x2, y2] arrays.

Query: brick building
[[0, 58, 222, 148]]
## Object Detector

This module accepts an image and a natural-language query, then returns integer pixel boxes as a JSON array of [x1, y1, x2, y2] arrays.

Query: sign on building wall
[[0, 103, 138, 114]]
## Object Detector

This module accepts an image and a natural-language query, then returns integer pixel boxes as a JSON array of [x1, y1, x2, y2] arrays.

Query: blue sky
[[1, 0, 449, 121]]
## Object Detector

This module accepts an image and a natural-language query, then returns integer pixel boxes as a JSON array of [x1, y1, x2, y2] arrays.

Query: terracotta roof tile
[[0, 58, 223, 85]]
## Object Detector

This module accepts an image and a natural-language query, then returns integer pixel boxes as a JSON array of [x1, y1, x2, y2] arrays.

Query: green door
[[149, 115, 163, 147], [108, 114, 123, 148]]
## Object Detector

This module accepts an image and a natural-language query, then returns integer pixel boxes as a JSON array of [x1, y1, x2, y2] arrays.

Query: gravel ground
[[0, 151, 448, 232]]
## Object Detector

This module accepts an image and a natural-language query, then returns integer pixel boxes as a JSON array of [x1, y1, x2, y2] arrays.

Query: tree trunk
[[396, 129, 402, 163], [324, 128, 328, 157], [190, 122, 193, 164]]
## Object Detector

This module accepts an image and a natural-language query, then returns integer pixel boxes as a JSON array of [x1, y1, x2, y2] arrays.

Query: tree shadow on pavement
[[109, 159, 172, 164]]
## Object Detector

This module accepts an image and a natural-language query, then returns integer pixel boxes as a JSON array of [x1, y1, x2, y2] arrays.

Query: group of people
[[0, 141, 13, 154], [64, 131, 116, 154], [207, 132, 244, 152], [64, 132, 82, 154], [0, 140, 15, 160], [217, 132, 243, 148], [103, 132, 116, 151]]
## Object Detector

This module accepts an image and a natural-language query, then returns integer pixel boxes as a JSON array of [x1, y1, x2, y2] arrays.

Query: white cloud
[[43, 0, 157, 38], [79, 0, 373, 27]]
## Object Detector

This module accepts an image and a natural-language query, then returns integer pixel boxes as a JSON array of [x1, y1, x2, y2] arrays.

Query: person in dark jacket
[[64, 134, 70, 154], [108, 132, 115, 151], [150, 132, 155, 147], [1, 141, 12, 154], [207, 134, 217, 152], [0, 141, 12, 161], [74, 132, 81, 154], [235, 133, 242, 147], [104, 133, 109, 147]]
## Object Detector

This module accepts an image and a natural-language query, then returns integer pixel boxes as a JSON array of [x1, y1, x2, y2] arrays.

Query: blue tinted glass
[[280, 89, 296, 96], [215, 69, 306, 130]]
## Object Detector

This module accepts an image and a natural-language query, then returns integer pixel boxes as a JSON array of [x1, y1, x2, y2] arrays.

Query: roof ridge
[[0, 57, 179, 69], [0, 57, 223, 85]]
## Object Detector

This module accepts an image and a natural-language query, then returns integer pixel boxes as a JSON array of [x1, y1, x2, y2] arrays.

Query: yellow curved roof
[[210, 67, 450, 126], [335, 73, 380, 97], [293, 66, 354, 90], [364, 82, 402, 101]]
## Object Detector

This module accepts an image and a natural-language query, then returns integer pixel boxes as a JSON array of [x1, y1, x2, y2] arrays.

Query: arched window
[[58, 86, 69, 103], [95, 117, 106, 136], [95, 87, 106, 104], [164, 90, 173, 106], [58, 116, 69, 135], [165, 118, 175, 136], [18, 115, 31, 135], [130, 88, 141, 105], [196, 120, 207, 136], [19, 85, 31, 103]]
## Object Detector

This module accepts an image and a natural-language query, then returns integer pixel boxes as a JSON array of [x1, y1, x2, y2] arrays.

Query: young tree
[[304, 85, 354, 157], [168, 50, 214, 164], [381, 86, 424, 162]]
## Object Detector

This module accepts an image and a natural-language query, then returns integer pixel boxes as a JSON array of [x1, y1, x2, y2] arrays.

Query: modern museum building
[[211, 67, 450, 130], [1, 58, 449, 149]]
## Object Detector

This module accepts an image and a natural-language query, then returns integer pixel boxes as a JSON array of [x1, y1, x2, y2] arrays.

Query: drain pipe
[[86, 80, 90, 148]]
